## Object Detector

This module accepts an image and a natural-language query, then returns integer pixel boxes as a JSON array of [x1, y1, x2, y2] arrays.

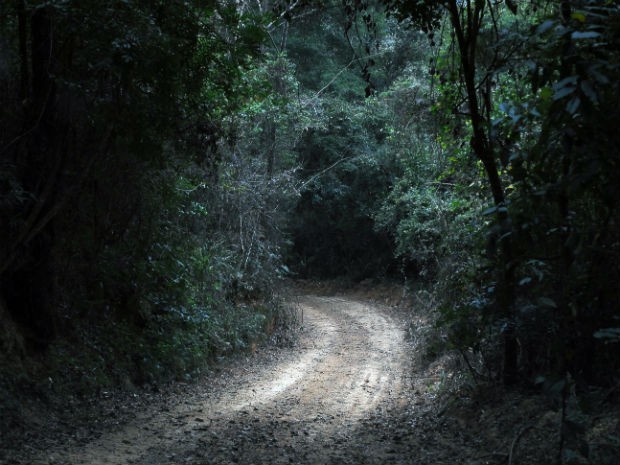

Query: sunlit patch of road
[[42, 294, 410, 465]]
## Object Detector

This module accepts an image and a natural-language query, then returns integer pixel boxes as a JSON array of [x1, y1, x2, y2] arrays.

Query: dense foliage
[[1, 0, 618, 438], [0, 0, 297, 396], [419, 0, 617, 386], [339, 4, 620, 457]]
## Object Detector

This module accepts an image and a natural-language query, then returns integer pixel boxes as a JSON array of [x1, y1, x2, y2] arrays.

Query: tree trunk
[[448, 0, 518, 385], [1, 6, 59, 351]]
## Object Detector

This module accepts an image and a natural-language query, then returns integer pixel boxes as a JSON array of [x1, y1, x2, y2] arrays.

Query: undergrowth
[[0, 292, 297, 439]]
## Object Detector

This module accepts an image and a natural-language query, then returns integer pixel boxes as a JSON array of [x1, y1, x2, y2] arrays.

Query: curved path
[[43, 295, 411, 465]]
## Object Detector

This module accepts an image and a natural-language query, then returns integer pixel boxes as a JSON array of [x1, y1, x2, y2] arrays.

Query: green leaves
[[482, 204, 508, 216], [552, 76, 578, 101], [571, 30, 601, 40], [536, 19, 557, 35]]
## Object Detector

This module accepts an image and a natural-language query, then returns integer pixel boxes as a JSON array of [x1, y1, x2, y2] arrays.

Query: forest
[[1, 0, 619, 463]]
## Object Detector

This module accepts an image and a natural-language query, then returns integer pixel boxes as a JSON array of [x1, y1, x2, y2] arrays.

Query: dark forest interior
[[1, 1, 619, 463]]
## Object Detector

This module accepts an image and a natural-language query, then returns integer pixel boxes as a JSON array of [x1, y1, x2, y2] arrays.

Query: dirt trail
[[11, 291, 604, 465], [36, 294, 412, 465]]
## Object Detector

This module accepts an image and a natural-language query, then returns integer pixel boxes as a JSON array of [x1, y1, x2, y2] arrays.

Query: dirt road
[[36, 294, 413, 464], [10, 292, 588, 465]]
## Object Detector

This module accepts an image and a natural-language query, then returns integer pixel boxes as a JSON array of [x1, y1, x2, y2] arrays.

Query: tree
[[0, 0, 267, 354], [345, 0, 620, 386], [345, 0, 519, 383]]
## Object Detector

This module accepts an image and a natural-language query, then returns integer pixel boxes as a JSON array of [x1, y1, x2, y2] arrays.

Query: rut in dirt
[[39, 294, 412, 465]]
